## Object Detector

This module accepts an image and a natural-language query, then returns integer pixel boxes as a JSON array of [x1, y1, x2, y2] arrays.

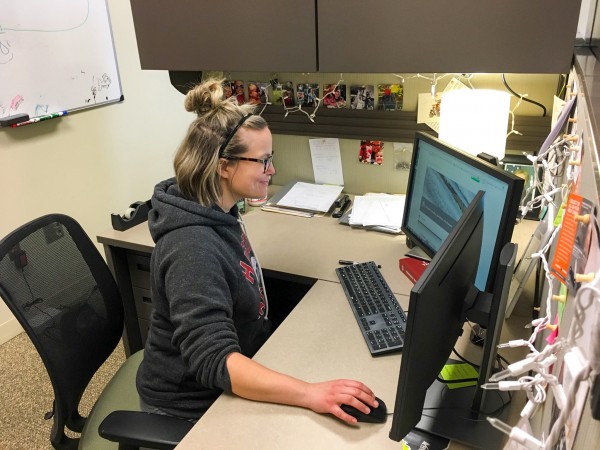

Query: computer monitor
[[390, 191, 519, 449], [401, 132, 524, 292]]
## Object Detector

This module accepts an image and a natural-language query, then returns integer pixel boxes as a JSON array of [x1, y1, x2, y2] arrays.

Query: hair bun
[[184, 79, 227, 115]]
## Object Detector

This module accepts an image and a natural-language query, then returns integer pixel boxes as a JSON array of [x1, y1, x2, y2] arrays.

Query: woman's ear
[[219, 158, 233, 179]]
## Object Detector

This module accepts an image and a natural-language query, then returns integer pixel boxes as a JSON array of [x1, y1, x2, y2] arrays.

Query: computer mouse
[[340, 397, 387, 423]]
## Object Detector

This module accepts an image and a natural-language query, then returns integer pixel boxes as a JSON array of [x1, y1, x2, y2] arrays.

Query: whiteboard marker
[[10, 111, 68, 128]]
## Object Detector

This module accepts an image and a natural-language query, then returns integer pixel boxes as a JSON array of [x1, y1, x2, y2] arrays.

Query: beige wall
[[0, 1, 190, 342], [0, 0, 560, 343]]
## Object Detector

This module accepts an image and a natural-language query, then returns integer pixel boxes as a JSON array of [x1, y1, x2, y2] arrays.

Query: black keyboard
[[336, 261, 407, 356]]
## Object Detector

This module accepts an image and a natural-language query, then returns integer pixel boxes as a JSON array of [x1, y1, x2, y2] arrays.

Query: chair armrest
[[99, 410, 194, 450]]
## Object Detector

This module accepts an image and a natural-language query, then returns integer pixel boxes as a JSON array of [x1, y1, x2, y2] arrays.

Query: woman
[[136, 78, 379, 424]]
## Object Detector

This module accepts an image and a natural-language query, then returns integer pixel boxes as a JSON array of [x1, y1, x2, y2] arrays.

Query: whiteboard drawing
[[0, 0, 123, 119]]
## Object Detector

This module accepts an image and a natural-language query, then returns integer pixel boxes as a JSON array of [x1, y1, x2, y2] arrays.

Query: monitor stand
[[415, 375, 511, 449], [404, 246, 431, 262]]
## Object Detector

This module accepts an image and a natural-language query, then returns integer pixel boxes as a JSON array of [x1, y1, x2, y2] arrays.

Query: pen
[[338, 260, 382, 268]]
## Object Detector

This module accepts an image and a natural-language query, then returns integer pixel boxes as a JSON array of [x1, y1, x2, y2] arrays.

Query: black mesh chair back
[[0, 214, 124, 448]]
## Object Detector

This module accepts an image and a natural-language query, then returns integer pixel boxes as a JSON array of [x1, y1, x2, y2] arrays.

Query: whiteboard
[[0, 0, 123, 120]]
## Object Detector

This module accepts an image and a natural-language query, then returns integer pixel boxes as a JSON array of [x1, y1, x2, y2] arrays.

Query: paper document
[[276, 182, 343, 213], [349, 194, 405, 232], [309, 138, 344, 185]]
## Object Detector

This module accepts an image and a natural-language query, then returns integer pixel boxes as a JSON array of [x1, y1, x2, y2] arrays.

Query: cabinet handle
[[136, 262, 150, 272]]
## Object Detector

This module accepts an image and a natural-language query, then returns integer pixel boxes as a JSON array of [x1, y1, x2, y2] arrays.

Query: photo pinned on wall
[[350, 85, 375, 110], [272, 81, 295, 107], [501, 155, 541, 220], [224, 82, 235, 101], [296, 83, 320, 107], [392, 142, 413, 171], [417, 92, 442, 132], [359, 140, 384, 165], [247, 82, 269, 105], [231, 80, 246, 105], [323, 83, 347, 108], [377, 84, 403, 111]]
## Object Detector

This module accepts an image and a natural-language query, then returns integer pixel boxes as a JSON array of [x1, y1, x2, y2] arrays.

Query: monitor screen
[[390, 190, 485, 444], [401, 132, 523, 292]]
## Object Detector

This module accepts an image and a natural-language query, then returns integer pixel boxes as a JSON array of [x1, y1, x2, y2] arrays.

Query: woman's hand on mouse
[[226, 354, 377, 424], [302, 379, 379, 424]]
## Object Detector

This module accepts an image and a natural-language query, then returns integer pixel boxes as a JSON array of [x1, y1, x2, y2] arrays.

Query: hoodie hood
[[148, 177, 239, 243]]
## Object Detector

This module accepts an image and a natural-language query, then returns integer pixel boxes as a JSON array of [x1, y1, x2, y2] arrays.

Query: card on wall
[[358, 140, 384, 165], [323, 83, 347, 108], [272, 81, 295, 106], [377, 84, 403, 111], [247, 82, 269, 105], [296, 83, 319, 107], [350, 85, 374, 110]]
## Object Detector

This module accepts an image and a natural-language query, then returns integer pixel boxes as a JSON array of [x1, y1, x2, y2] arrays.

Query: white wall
[[0, 0, 190, 343]]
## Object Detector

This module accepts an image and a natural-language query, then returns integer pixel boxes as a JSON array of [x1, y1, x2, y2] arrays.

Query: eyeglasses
[[224, 151, 274, 173], [218, 113, 253, 156]]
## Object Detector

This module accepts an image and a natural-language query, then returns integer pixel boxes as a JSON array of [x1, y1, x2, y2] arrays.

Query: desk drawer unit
[[127, 252, 152, 344], [127, 252, 151, 287]]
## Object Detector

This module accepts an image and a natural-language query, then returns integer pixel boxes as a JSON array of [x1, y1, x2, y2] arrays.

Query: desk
[[97, 208, 537, 449], [97, 209, 415, 355]]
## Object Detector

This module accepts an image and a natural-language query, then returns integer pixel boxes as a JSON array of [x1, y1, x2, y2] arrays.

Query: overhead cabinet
[[130, 0, 581, 74], [129, 0, 317, 72]]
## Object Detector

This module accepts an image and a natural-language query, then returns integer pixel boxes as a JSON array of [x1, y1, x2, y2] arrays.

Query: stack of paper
[[262, 181, 344, 217], [348, 194, 405, 233]]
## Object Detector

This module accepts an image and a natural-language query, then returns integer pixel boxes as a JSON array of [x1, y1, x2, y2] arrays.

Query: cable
[[543, 361, 591, 449], [435, 375, 479, 384], [496, 352, 511, 367], [452, 346, 480, 368], [502, 74, 547, 117], [422, 389, 511, 419], [488, 417, 543, 449]]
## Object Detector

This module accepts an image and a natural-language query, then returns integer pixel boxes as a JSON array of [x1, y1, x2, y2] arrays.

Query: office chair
[[0, 214, 193, 450]]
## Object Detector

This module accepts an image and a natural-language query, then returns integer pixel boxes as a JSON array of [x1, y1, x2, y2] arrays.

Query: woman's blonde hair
[[174, 78, 268, 206]]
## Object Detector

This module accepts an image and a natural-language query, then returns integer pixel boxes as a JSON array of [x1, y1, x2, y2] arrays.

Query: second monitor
[[401, 132, 524, 292]]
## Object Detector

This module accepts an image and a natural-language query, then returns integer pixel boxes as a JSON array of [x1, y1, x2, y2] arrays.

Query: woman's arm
[[226, 352, 379, 424]]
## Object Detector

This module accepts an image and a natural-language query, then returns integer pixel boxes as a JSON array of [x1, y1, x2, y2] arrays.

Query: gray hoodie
[[136, 178, 272, 419]]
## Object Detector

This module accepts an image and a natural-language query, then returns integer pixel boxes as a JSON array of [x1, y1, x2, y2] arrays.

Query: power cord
[[501, 73, 547, 117]]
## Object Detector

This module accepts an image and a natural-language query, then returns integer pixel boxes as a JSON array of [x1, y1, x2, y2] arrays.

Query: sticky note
[[439, 363, 478, 389]]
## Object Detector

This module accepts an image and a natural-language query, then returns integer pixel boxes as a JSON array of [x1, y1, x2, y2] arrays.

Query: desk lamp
[[439, 89, 510, 162]]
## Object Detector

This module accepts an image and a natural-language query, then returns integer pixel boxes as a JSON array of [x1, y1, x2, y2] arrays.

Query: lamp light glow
[[439, 89, 510, 161]]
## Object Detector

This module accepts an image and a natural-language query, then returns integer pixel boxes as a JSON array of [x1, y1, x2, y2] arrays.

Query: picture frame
[[501, 154, 541, 220]]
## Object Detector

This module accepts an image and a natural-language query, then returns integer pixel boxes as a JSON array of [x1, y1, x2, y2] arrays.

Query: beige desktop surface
[[97, 206, 415, 296], [97, 208, 537, 299], [176, 280, 404, 450], [243, 208, 413, 295], [97, 220, 154, 253]]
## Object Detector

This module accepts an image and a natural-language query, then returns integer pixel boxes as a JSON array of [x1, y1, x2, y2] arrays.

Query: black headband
[[218, 113, 252, 157]]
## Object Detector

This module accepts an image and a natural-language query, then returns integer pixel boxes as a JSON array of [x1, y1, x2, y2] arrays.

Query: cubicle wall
[[526, 62, 600, 449]]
